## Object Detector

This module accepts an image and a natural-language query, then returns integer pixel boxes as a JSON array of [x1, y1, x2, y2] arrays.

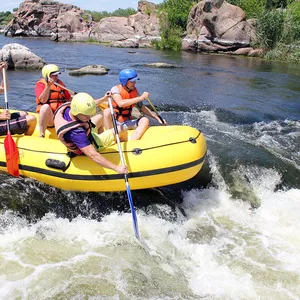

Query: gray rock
[[185, 0, 253, 52], [112, 39, 139, 48], [68, 65, 110, 76], [144, 62, 180, 68], [0, 43, 45, 70]]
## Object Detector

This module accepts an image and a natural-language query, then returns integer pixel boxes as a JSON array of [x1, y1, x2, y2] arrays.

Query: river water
[[0, 35, 300, 299]]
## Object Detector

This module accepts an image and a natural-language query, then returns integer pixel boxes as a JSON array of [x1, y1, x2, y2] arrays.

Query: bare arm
[[113, 91, 149, 108], [36, 78, 54, 103], [80, 144, 128, 174], [0, 110, 11, 121], [140, 105, 166, 124], [94, 91, 110, 106]]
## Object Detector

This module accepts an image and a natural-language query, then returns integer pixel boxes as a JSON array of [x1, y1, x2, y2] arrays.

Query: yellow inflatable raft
[[0, 112, 207, 192]]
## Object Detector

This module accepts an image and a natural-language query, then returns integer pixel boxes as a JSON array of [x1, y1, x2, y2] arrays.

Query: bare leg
[[131, 117, 149, 140], [25, 114, 37, 136], [91, 114, 104, 134], [114, 125, 128, 142], [19, 111, 28, 117], [38, 104, 54, 137], [103, 107, 113, 130]]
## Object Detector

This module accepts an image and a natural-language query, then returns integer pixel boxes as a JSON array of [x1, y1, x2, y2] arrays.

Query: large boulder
[[91, 17, 135, 43], [89, 4, 160, 47], [4, 0, 90, 40], [0, 43, 45, 70], [4, 0, 160, 48], [184, 0, 255, 53]]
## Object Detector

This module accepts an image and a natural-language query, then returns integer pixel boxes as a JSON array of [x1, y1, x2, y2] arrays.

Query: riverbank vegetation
[[152, 0, 196, 51], [85, 8, 136, 22], [0, 11, 13, 26], [229, 0, 300, 62], [2, 1, 300, 63], [154, 0, 300, 63]]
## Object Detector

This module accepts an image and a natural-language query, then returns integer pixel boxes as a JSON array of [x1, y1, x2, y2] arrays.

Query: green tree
[[227, 0, 265, 18], [85, 8, 136, 22], [113, 8, 136, 17], [0, 11, 13, 25], [159, 0, 196, 29]]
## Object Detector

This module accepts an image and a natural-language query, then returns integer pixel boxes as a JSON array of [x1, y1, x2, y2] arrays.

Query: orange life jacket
[[54, 103, 92, 155], [36, 79, 69, 113], [112, 84, 138, 122]]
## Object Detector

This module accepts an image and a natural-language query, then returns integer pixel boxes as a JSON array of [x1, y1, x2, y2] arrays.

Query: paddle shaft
[[146, 97, 164, 124], [54, 82, 76, 95], [54, 82, 108, 110], [2, 68, 20, 177], [108, 97, 140, 240], [2, 69, 10, 133]]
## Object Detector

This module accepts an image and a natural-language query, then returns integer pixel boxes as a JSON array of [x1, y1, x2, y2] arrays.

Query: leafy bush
[[282, 2, 300, 43], [256, 9, 284, 49], [159, 0, 196, 29], [264, 0, 298, 10], [264, 42, 300, 63], [227, 0, 265, 18], [152, 26, 183, 51]]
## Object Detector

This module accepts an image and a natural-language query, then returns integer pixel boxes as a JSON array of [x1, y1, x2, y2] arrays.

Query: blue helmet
[[119, 69, 139, 86]]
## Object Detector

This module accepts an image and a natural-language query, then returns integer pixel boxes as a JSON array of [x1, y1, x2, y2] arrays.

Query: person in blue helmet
[[103, 69, 166, 140]]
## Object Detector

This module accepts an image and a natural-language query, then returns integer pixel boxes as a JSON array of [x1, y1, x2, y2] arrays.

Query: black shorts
[[0, 112, 28, 136]]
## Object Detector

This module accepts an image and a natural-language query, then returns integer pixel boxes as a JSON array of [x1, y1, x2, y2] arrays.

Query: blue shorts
[[117, 118, 140, 130]]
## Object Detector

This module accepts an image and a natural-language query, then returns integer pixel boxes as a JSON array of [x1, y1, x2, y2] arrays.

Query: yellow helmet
[[71, 93, 96, 116], [42, 64, 60, 79]]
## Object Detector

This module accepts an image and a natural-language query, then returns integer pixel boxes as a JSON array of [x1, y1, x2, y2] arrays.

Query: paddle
[[2, 68, 19, 177], [54, 82, 108, 110], [54, 81, 76, 96], [108, 96, 140, 240], [146, 97, 165, 125]]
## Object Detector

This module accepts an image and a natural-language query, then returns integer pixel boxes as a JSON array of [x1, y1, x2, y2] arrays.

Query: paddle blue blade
[[107, 97, 140, 240], [125, 178, 140, 240]]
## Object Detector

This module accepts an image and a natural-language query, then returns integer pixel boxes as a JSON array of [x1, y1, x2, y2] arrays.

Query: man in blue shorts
[[103, 69, 166, 140], [54, 92, 128, 174], [0, 62, 36, 136]]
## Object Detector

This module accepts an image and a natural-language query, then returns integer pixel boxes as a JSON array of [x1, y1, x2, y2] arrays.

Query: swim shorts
[[92, 130, 115, 152], [117, 118, 140, 130], [0, 112, 28, 136]]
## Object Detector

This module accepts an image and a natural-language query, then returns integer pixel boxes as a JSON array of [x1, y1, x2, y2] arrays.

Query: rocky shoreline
[[2, 0, 263, 59]]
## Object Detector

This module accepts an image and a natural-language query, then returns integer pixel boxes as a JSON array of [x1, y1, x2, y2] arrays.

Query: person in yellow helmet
[[35, 64, 72, 137], [0, 62, 36, 136], [54, 92, 128, 174]]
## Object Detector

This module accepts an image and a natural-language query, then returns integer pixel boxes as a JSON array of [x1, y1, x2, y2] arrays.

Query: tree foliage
[[227, 0, 265, 18], [159, 0, 196, 29], [86, 8, 136, 22], [0, 11, 13, 25]]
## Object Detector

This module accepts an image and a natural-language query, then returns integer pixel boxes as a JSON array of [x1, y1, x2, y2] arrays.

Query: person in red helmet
[[104, 69, 166, 140]]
